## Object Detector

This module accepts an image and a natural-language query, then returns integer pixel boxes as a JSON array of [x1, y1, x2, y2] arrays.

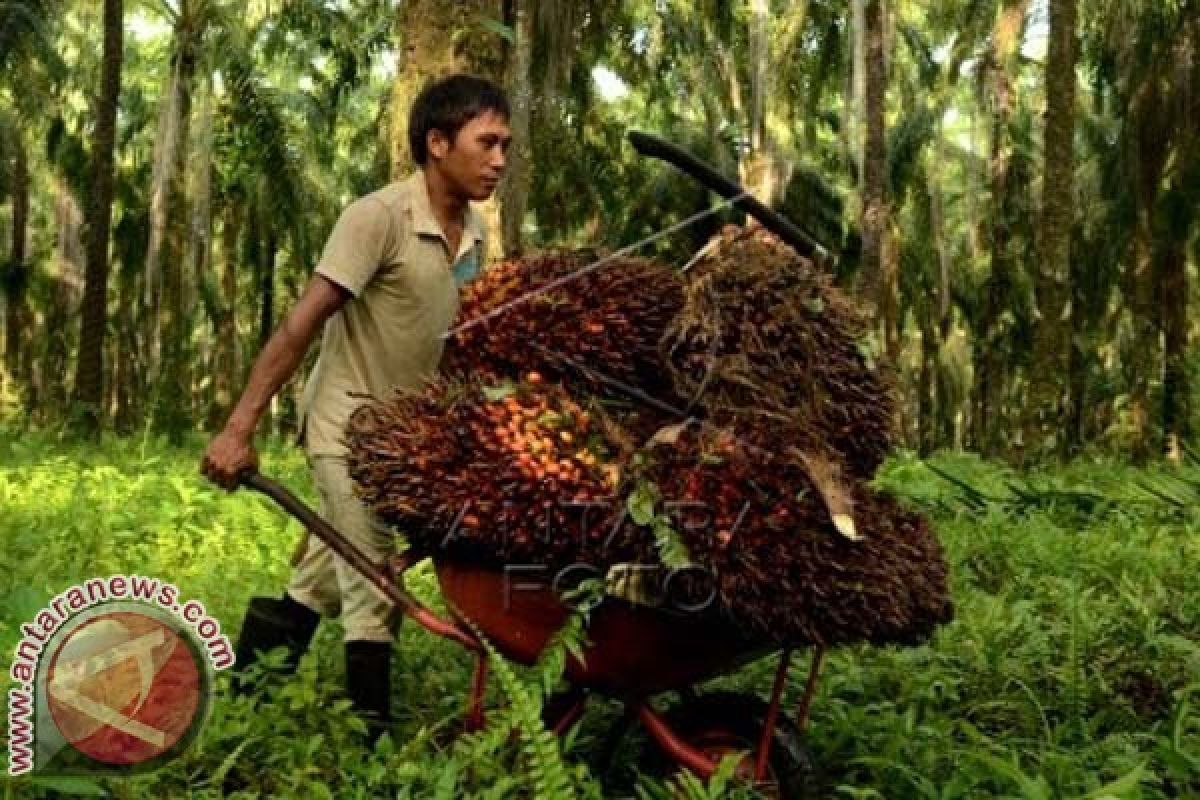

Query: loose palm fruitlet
[[442, 250, 685, 406], [632, 419, 953, 647], [344, 375, 642, 571], [661, 225, 898, 480]]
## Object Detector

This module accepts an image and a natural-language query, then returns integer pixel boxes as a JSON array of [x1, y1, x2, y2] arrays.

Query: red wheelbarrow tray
[[242, 470, 827, 787]]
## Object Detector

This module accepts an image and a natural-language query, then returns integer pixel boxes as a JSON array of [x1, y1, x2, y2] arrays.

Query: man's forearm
[[224, 322, 312, 438]]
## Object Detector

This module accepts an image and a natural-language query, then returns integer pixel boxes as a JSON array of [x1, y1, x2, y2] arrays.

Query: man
[[201, 74, 511, 739]]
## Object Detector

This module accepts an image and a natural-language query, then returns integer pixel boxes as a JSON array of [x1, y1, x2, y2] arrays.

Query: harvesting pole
[[627, 131, 835, 265]]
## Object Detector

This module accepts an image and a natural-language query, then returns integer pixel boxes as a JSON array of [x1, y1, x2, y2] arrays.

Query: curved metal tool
[[627, 130, 834, 263]]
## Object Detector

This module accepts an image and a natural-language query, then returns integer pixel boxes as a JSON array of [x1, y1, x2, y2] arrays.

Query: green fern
[[627, 480, 692, 569], [536, 578, 602, 697], [454, 579, 602, 797], [461, 619, 579, 800]]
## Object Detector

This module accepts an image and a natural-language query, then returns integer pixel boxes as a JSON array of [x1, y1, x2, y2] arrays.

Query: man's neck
[[422, 168, 467, 232]]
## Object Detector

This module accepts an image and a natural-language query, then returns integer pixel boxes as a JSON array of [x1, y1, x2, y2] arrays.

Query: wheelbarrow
[[239, 133, 838, 794], [242, 471, 825, 796]]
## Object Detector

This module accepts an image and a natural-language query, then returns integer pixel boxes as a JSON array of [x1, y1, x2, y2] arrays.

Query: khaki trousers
[[286, 453, 400, 642]]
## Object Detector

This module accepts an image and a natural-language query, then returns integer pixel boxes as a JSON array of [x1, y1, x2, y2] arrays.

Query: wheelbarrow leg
[[754, 648, 793, 782], [634, 700, 720, 779], [465, 653, 488, 732], [795, 646, 826, 734], [543, 688, 589, 736]]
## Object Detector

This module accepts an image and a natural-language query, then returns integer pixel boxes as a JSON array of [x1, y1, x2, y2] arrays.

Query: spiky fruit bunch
[[345, 375, 636, 570], [661, 225, 898, 479], [342, 382, 464, 526], [443, 251, 685, 405], [629, 419, 953, 647]]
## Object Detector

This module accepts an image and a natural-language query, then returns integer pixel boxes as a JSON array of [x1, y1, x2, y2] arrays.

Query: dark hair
[[408, 74, 510, 166]]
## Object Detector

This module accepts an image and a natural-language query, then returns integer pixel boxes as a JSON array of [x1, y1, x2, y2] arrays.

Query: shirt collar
[[407, 170, 486, 249]]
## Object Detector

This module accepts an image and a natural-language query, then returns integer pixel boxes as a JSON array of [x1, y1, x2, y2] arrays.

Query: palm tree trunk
[[1159, 24, 1199, 458], [499, 0, 533, 256], [190, 74, 214, 307], [918, 312, 937, 456], [258, 230, 276, 351], [1125, 78, 1169, 464], [189, 74, 214, 422], [4, 127, 30, 407], [46, 182, 85, 420], [748, 0, 768, 155], [390, 1, 500, 177], [1064, 311, 1086, 455], [72, 0, 124, 434], [1026, 0, 1077, 457], [154, 37, 196, 443], [1159, 235, 1188, 452], [209, 202, 241, 430], [973, 0, 1029, 456], [113, 262, 139, 432], [257, 226, 277, 434], [144, 53, 183, 317], [1126, 208, 1158, 464], [741, 0, 771, 204], [860, 0, 888, 319], [735, 0, 794, 209], [848, 0, 867, 185], [390, 0, 507, 257], [928, 144, 955, 448]]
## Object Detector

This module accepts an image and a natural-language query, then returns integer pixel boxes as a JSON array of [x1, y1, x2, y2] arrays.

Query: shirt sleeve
[[315, 197, 392, 297]]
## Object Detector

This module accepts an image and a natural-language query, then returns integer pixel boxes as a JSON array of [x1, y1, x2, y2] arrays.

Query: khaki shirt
[[299, 171, 486, 456]]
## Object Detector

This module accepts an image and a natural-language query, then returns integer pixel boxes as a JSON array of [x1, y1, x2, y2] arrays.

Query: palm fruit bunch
[[661, 225, 898, 479], [627, 417, 953, 647], [442, 250, 686, 408], [342, 381, 464, 530], [344, 374, 641, 570], [345, 229, 951, 649]]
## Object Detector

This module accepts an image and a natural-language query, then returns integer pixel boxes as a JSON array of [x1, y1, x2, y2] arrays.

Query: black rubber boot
[[230, 594, 321, 695], [345, 640, 392, 745]]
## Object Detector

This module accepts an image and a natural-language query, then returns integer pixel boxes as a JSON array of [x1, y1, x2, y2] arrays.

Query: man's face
[[427, 110, 512, 202]]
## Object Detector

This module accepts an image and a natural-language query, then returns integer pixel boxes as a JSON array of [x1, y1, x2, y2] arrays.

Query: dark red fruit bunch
[[345, 375, 637, 570], [443, 251, 685, 405], [629, 418, 953, 647], [662, 226, 898, 479]]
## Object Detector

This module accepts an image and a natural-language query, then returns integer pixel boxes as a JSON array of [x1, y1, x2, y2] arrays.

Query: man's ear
[[426, 128, 450, 161]]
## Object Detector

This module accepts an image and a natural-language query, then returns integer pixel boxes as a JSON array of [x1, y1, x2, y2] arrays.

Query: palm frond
[[0, 0, 65, 78], [210, 21, 314, 267], [887, 105, 938, 201], [900, 22, 939, 87]]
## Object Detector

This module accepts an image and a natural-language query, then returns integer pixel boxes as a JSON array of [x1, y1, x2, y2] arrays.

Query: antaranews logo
[[7, 575, 233, 776]]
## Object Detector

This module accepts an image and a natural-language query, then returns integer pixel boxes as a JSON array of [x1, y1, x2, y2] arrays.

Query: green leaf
[[855, 336, 879, 371], [434, 759, 460, 799], [537, 411, 564, 427], [1080, 762, 1148, 799], [1155, 742, 1198, 779], [968, 752, 1051, 800], [482, 383, 515, 401], [478, 18, 515, 43], [652, 519, 691, 569], [27, 776, 109, 797], [209, 737, 259, 788], [627, 482, 658, 526]]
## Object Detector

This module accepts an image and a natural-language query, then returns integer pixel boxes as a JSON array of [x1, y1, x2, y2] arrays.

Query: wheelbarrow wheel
[[653, 690, 819, 799]]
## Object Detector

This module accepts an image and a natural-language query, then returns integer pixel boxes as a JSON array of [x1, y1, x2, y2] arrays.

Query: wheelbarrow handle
[[238, 469, 481, 652], [627, 130, 833, 264]]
